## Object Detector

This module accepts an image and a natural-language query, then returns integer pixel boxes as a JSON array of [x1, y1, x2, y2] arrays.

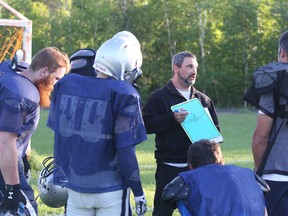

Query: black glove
[[0, 184, 26, 212]]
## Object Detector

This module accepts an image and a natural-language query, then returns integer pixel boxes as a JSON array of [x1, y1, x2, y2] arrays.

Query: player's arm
[[161, 176, 190, 205], [118, 145, 147, 215], [161, 176, 192, 215], [0, 130, 26, 212], [0, 131, 19, 184], [252, 113, 273, 170], [118, 145, 144, 196]]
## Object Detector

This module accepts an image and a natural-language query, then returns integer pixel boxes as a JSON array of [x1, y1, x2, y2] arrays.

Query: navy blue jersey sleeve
[[0, 63, 23, 134], [0, 97, 23, 134], [118, 145, 144, 197], [0, 74, 39, 135], [113, 93, 147, 149]]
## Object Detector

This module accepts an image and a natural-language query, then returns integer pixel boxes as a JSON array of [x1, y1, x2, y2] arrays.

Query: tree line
[[2, 0, 288, 107]]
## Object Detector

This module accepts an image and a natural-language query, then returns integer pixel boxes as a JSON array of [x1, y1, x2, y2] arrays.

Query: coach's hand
[[135, 195, 147, 216], [174, 109, 189, 124], [0, 184, 26, 212]]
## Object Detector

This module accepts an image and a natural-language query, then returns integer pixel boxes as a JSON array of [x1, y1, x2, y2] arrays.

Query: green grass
[[29, 109, 258, 215]]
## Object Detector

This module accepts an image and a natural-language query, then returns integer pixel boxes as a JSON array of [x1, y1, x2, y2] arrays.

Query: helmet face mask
[[123, 67, 142, 87], [93, 32, 143, 85], [37, 157, 68, 208]]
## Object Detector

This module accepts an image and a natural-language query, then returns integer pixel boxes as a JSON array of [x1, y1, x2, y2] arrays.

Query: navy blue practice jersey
[[48, 73, 147, 193], [0, 60, 40, 158], [179, 164, 265, 216]]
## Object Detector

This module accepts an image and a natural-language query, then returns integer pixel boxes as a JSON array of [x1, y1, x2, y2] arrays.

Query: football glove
[[0, 184, 26, 212], [134, 195, 147, 216]]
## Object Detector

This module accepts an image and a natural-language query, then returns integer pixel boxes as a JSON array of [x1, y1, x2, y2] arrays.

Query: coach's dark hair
[[187, 139, 220, 169], [171, 51, 196, 75], [279, 30, 288, 53]]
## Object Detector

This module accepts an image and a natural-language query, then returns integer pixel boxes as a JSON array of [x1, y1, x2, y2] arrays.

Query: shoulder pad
[[255, 62, 288, 74], [254, 62, 288, 94], [161, 176, 190, 204]]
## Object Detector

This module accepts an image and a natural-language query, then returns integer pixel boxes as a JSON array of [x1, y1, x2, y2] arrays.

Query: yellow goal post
[[0, 0, 32, 63]]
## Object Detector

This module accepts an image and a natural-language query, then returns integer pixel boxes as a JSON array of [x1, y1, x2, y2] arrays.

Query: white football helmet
[[112, 31, 141, 49], [93, 33, 143, 85], [37, 157, 68, 208], [112, 31, 142, 75]]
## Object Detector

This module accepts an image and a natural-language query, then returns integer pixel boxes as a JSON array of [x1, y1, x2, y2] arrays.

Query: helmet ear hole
[[37, 157, 68, 208]]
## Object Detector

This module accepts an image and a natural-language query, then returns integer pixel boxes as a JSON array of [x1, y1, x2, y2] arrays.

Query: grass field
[[29, 108, 258, 215]]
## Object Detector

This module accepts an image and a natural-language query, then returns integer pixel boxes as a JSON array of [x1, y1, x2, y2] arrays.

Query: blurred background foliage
[[1, 0, 288, 107]]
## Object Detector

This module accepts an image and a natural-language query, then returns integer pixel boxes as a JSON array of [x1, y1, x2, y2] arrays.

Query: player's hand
[[0, 184, 26, 212], [134, 195, 147, 216], [174, 109, 189, 123]]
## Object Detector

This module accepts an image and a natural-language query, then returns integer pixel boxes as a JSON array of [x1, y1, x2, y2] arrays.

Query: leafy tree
[[2, 0, 288, 107]]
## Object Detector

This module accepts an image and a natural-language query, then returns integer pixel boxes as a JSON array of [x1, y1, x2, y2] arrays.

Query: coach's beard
[[178, 72, 194, 86], [35, 74, 54, 108]]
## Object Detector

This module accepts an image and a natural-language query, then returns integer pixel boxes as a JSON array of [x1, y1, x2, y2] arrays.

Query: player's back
[[179, 164, 266, 216], [48, 73, 146, 193]]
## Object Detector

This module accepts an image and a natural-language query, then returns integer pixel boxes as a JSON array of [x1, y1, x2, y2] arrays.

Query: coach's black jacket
[[142, 80, 220, 164]]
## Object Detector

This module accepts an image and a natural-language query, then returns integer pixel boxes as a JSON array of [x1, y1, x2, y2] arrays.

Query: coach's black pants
[[153, 162, 189, 216]]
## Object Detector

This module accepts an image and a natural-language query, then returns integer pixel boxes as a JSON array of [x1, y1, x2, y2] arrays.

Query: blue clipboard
[[171, 98, 223, 143]]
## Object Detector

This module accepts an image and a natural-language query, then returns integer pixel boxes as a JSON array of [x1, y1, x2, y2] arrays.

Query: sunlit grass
[[30, 109, 258, 215]]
